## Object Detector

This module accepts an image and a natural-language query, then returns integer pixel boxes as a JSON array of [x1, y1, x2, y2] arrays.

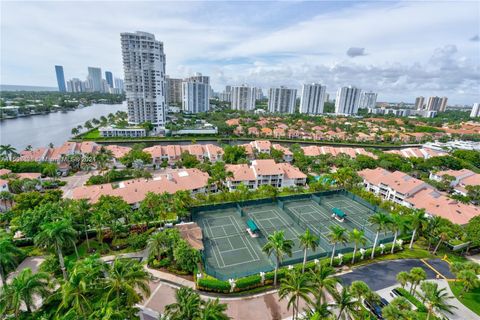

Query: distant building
[[268, 87, 297, 114], [66, 78, 84, 93], [105, 71, 114, 88], [335, 86, 361, 115], [182, 73, 210, 114], [114, 78, 124, 93], [415, 96, 425, 110], [231, 85, 256, 111], [166, 76, 182, 106], [55, 65, 66, 92], [470, 103, 480, 118], [121, 31, 166, 129], [219, 85, 232, 102], [87, 67, 103, 92], [360, 91, 377, 109], [426, 96, 448, 112], [299, 83, 326, 114], [255, 88, 264, 100], [99, 126, 146, 138]]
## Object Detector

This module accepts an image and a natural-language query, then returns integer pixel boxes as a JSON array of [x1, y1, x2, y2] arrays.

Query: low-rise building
[[430, 169, 480, 196], [359, 168, 480, 225], [272, 144, 293, 162], [225, 159, 307, 191], [70, 168, 213, 206], [143, 144, 224, 165], [301, 146, 376, 158], [99, 126, 147, 138], [386, 147, 447, 159]]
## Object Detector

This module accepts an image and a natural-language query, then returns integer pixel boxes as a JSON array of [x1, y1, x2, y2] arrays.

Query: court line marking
[[228, 216, 261, 261], [204, 218, 226, 268]]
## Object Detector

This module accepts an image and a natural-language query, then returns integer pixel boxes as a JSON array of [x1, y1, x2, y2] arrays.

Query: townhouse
[[430, 169, 480, 196], [386, 147, 447, 159], [143, 144, 224, 165], [359, 168, 480, 225], [70, 168, 213, 206], [301, 146, 376, 158], [225, 159, 307, 191]]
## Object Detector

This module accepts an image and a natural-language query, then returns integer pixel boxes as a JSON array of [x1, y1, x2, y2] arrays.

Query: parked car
[[365, 297, 389, 319]]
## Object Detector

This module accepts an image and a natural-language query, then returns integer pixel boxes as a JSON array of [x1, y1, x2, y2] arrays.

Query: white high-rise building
[[299, 83, 326, 114], [415, 96, 425, 110], [120, 31, 166, 129], [268, 87, 297, 114], [114, 78, 124, 92], [335, 86, 362, 115], [255, 88, 264, 100], [231, 85, 257, 111], [166, 76, 182, 106], [470, 103, 480, 118], [66, 78, 84, 93], [182, 73, 210, 113], [426, 96, 448, 112], [360, 91, 378, 109], [87, 67, 103, 92]]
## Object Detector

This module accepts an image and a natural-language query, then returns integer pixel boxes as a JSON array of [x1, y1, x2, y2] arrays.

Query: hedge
[[236, 274, 262, 289], [197, 277, 231, 293], [396, 287, 428, 312]]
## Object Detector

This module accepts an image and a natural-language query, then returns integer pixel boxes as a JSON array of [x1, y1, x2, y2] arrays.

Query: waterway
[[0, 103, 127, 150]]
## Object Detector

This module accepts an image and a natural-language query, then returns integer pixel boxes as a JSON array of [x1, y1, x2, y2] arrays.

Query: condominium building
[[299, 83, 326, 114], [335, 86, 361, 115], [359, 168, 480, 225], [55, 65, 66, 92], [105, 71, 114, 88], [66, 78, 85, 93], [470, 103, 480, 118], [430, 169, 480, 196], [225, 159, 307, 191], [231, 85, 256, 111], [182, 73, 210, 113], [360, 91, 377, 109], [255, 88, 264, 100], [415, 96, 425, 110], [87, 67, 103, 92], [426, 96, 448, 112], [268, 87, 297, 114], [166, 76, 182, 106], [114, 78, 124, 92], [143, 144, 224, 165], [120, 31, 166, 129]]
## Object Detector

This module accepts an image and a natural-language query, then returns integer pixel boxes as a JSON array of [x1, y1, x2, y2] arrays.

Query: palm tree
[[389, 213, 407, 254], [279, 270, 313, 320], [420, 281, 456, 320], [0, 233, 23, 286], [0, 268, 50, 317], [456, 269, 480, 296], [0, 144, 18, 161], [34, 220, 77, 280], [348, 228, 366, 264], [0, 191, 14, 210], [201, 298, 229, 320], [333, 286, 357, 320], [408, 209, 428, 249], [327, 225, 348, 266], [432, 228, 450, 255], [262, 231, 294, 286], [164, 287, 202, 319], [349, 280, 371, 305], [396, 271, 411, 289], [148, 232, 168, 262], [103, 258, 150, 308], [310, 263, 340, 308], [409, 267, 426, 294], [299, 229, 319, 273], [368, 212, 391, 259]]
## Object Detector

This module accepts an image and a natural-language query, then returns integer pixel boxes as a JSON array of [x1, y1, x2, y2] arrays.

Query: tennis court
[[242, 203, 317, 265], [193, 191, 394, 280], [194, 207, 273, 280]]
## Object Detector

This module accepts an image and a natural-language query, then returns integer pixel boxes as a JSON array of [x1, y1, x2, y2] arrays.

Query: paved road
[[339, 259, 451, 291]]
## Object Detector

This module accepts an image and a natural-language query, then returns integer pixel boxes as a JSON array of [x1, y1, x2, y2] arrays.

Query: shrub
[[197, 277, 231, 293], [396, 287, 428, 312], [127, 233, 149, 250], [236, 274, 262, 289]]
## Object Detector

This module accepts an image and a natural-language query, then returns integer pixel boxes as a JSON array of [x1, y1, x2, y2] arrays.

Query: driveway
[[61, 170, 97, 197], [339, 259, 451, 291]]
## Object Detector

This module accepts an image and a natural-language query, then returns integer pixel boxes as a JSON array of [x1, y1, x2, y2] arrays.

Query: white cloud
[[1, 1, 479, 104]]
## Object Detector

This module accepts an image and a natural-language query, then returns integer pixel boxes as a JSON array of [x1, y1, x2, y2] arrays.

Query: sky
[[1, 0, 479, 104]]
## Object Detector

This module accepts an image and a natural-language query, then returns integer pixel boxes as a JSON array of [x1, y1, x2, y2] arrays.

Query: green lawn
[[80, 128, 101, 139], [449, 281, 480, 316], [353, 246, 436, 267]]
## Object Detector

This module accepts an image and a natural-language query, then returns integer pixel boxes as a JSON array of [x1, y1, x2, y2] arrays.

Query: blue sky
[[1, 0, 479, 104]]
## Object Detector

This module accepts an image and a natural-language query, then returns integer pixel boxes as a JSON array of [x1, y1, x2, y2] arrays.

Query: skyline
[[1, 1, 480, 104]]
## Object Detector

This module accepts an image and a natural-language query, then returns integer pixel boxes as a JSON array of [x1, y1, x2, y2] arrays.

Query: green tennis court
[[193, 191, 394, 280]]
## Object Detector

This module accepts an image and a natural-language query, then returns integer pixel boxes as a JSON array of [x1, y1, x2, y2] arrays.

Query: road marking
[[420, 259, 453, 280]]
